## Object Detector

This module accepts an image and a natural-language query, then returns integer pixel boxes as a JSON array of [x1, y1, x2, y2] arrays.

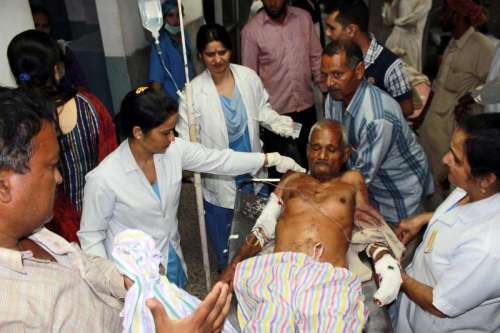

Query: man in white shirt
[[0, 88, 230, 333]]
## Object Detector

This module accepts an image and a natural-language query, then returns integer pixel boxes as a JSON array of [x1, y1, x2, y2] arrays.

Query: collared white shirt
[[394, 188, 500, 332], [78, 138, 264, 275], [0, 228, 125, 332]]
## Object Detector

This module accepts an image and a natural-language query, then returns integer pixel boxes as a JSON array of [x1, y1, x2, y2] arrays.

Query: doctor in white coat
[[78, 87, 303, 288], [176, 23, 299, 270]]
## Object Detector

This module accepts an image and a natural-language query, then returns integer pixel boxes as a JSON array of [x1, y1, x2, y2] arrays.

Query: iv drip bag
[[138, 0, 163, 40]]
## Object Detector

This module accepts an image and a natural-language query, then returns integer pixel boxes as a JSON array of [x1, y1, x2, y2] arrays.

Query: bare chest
[[284, 179, 355, 210]]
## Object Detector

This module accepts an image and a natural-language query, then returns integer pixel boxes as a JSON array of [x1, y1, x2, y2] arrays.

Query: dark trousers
[[261, 105, 317, 177]]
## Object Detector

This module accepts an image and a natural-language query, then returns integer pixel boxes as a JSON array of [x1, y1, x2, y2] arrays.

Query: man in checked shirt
[[322, 42, 433, 226]]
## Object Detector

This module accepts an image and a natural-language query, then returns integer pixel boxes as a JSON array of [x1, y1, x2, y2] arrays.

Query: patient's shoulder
[[274, 172, 309, 196], [340, 170, 365, 186], [280, 171, 308, 184]]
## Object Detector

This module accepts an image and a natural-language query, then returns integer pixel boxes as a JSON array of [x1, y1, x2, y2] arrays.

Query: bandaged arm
[[219, 193, 283, 284], [366, 244, 403, 306], [251, 192, 282, 245]]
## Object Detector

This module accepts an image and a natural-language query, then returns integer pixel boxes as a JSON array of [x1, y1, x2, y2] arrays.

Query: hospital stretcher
[[225, 187, 394, 332]]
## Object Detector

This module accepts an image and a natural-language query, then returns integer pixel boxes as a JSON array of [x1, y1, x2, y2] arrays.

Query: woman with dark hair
[[7, 29, 117, 244], [78, 86, 303, 287], [176, 23, 301, 271], [392, 113, 500, 331]]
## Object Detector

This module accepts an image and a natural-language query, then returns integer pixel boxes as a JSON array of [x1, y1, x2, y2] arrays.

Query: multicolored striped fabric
[[234, 252, 368, 332], [58, 93, 99, 212], [111, 229, 238, 333]]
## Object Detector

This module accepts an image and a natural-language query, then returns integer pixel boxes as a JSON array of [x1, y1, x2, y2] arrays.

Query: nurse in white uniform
[[77, 87, 303, 287], [393, 113, 500, 332]]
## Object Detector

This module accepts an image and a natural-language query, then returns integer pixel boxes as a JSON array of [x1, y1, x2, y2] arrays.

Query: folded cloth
[[111, 229, 237, 333], [234, 252, 368, 333]]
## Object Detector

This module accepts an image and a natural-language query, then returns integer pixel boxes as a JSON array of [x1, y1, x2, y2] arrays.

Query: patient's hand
[[395, 213, 431, 245], [218, 262, 238, 291], [373, 254, 402, 306]]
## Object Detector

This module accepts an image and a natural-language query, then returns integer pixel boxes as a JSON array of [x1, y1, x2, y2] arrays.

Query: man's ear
[[0, 170, 13, 203], [346, 24, 357, 39], [354, 61, 365, 80], [480, 173, 498, 192]]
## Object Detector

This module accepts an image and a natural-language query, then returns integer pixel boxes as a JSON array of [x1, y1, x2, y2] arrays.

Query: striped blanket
[[234, 252, 368, 332]]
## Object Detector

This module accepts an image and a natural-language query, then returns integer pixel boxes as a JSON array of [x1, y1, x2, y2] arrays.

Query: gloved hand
[[373, 254, 402, 306], [270, 116, 299, 139], [265, 152, 306, 173]]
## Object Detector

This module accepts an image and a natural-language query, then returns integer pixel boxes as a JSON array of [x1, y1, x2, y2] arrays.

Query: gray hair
[[308, 119, 348, 146]]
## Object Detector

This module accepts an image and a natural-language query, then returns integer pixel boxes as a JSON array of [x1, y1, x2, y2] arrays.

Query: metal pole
[[177, 0, 212, 292]]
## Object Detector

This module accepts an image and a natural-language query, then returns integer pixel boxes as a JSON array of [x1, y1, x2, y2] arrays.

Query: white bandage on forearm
[[373, 254, 402, 306], [251, 193, 282, 243]]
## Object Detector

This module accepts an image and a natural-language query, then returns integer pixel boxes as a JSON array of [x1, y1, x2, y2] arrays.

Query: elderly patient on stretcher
[[219, 120, 405, 332]]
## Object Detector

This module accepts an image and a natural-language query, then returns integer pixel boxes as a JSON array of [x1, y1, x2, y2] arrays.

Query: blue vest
[[364, 47, 406, 100]]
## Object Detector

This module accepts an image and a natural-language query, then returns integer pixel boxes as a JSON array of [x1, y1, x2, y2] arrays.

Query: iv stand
[[176, 0, 212, 291]]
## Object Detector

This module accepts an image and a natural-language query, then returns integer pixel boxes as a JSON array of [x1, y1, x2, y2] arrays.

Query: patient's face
[[307, 127, 348, 181]]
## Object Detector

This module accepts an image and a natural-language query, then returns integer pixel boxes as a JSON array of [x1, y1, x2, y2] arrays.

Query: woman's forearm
[[401, 272, 446, 318]]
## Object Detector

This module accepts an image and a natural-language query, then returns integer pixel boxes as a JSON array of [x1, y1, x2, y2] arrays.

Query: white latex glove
[[265, 152, 306, 173], [270, 116, 298, 139], [373, 254, 402, 306]]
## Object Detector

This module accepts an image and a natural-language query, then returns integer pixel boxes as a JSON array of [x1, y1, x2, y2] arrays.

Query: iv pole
[[176, 0, 212, 291]]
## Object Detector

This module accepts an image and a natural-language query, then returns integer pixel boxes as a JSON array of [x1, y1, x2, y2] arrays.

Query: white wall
[[182, 0, 203, 25], [0, 0, 34, 87], [118, 0, 150, 56], [95, 0, 127, 57]]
